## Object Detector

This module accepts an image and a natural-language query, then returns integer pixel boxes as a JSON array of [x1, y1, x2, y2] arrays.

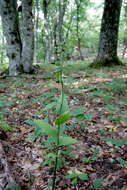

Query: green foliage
[[82, 148, 100, 164], [120, 117, 127, 127], [56, 94, 69, 114], [70, 107, 84, 116], [44, 94, 69, 115], [33, 120, 58, 138], [54, 67, 62, 82], [93, 178, 104, 189], [116, 157, 127, 166], [43, 152, 66, 168], [32, 118, 78, 146], [114, 187, 121, 190], [0, 112, 16, 131], [66, 169, 88, 184], [70, 107, 92, 121], [105, 137, 127, 146], [5, 182, 21, 190], [59, 136, 78, 146], [105, 78, 127, 93], [55, 112, 70, 125]]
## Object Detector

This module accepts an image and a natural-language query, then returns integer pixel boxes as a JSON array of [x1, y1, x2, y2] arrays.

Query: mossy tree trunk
[[42, 0, 53, 64], [93, 0, 123, 67], [21, 0, 34, 73], [53, 0, 68, 61], [0, 0, 34, 75], [0, 0, 22, 75]]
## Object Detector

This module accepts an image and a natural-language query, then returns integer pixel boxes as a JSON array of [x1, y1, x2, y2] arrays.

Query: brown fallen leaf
[[122, 185, 127, 190], [103, 170, 123, 187]]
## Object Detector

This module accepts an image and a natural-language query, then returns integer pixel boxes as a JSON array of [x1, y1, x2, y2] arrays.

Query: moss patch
[[90, 56, 125, 68]]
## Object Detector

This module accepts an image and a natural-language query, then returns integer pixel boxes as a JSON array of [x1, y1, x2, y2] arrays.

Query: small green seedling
[[66, 169, 88, 184], [93, 178, 104, 189], [82, 148, 100, 164], [116, 157, 127, 166]]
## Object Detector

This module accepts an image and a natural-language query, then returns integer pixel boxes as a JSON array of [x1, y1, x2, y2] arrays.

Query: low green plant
[[0, 112, 16, 131], [99, 128, 107, 136], [116, 157, 127, 166], [66, 169, 88, 184], [114, 187, 121, 190], [82, 148, 100, 164], [4, 182, 21, 190], [105, 78, 127, 93], [105, 137, 127, 146], [28, 64, 80, 190], [93, 178, 104, 189]]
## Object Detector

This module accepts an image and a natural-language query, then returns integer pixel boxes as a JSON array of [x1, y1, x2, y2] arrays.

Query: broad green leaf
[[84, 114, 93, 120], [117, 157, 127, 166], [26, 119, 36, 126], [75, 114, 85, 121], [82, 157, 91, 163], [59, 136, 78, 146], [120, 117, 127, 127], [105, 137, 127, 146], [33, 120, 58, 138], [45, 102, 56, 110], [70, 107, 84, 116], [114, 187, 121, 190], [78, 173, 88, 180], [106, 104, 116, 112], [93, 178, 104, 189], [90, 90, 105, 97], [66, 173, 77, 179], [55, 112, 70, 125], [72, 178, 78, 184], [56, 94, 69, 114], [46, 153, 56, 158]]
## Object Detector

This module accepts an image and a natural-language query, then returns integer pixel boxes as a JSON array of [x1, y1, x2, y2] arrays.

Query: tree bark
[[54, 0, 68, 61], [34, 0, 39, 63], [93, 0, 123, 67], [42, 0, 53, 64], [0, 26, 5, 65], [21, 0, 34, 73], [75, 0, 84, 60], [122, 2, 127, 58], [0, 0, 22, 75]]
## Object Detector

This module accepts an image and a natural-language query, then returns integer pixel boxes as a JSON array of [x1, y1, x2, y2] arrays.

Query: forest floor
[[0, 62, 127, 190]]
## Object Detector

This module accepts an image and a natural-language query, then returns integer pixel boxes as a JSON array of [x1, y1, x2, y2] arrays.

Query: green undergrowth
[[0, 61, 127, 190]]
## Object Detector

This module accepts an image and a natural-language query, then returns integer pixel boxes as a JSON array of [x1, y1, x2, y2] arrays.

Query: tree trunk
[[54, 0, 68, 61], [34, 0, 39, 63], [75, 0, 84, 60], [93, 0, 123, 67], [21, 0, 34, 73], [0, 0, 22, 75], [0, 26, 5, 65], [42, 0, 53, 64], [122, 2, 127, 59]]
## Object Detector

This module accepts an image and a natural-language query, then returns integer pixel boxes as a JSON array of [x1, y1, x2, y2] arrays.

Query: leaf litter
[[0, 65, 127, 190]]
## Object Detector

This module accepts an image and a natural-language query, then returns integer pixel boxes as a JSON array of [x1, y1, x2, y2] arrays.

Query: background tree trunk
[[42, 0, 53, 64], [93, 0, 123, 67], [0, 29, 5, 65], [34, 0, 39, 63], [0, 0, 22, 75], [75, 0, 84, 60], [54, 0, 68, 61], [21, 0, 34, 73]]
